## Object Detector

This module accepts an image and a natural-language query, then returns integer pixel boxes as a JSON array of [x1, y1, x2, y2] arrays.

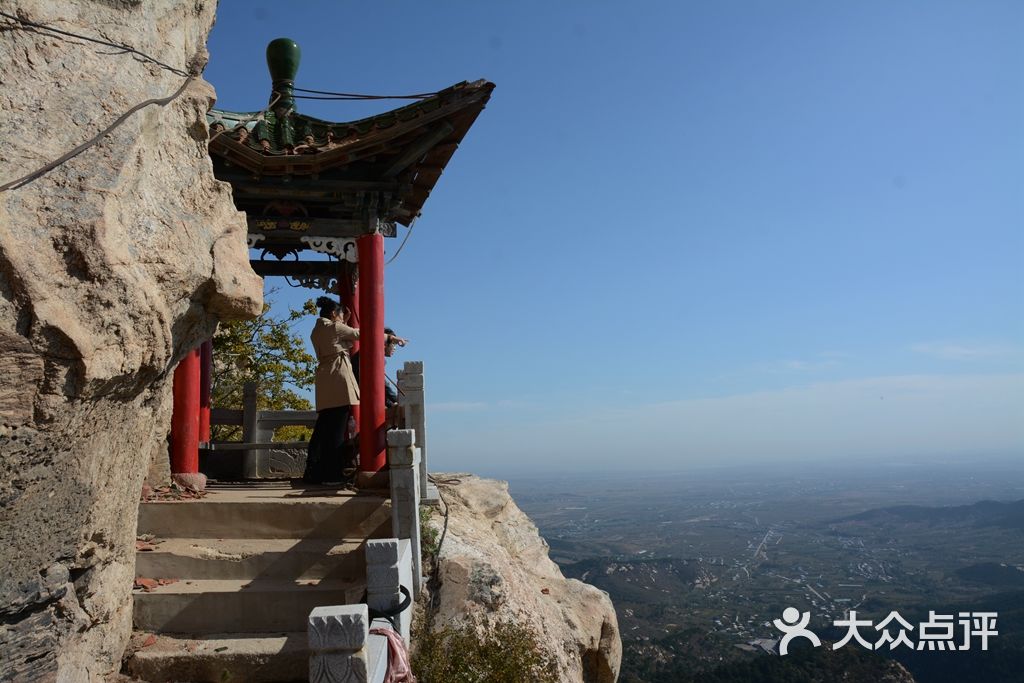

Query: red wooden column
[[198, 339, 213, 444], [170, 347, 201, 474], [357, 232, 386, 473], [338, 261, 360, 438]]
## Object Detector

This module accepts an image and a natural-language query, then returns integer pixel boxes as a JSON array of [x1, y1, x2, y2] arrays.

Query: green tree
[[211, 293, 318, 442]]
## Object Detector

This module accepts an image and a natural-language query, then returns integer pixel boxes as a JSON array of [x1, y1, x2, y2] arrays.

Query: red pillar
[[357, 233, 386, 472], [339, 262, 360, 438], [170, 348, 201, 474], [199, 339, 212, 444]]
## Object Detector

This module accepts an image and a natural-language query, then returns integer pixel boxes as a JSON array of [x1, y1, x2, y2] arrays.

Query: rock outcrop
[[0, 2, 261, 680], [426, 475, 622, 683]]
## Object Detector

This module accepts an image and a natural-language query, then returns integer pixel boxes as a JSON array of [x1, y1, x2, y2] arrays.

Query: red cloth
[[370, 627, 416, 683]]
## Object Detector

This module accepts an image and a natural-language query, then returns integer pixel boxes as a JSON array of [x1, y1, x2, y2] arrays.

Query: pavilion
[[168, 38, 494, 483]]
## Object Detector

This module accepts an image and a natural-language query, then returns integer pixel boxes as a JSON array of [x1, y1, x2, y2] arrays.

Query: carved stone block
[[386, 429, 415, 449], [308, 604, 368, 652], [365, 538, 399, 566], [365, 562, 401, 591], [309, 650, 368, 683]]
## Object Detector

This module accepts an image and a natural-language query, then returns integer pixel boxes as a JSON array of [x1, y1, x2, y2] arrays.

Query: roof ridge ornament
[[266, 38, 300, 111]]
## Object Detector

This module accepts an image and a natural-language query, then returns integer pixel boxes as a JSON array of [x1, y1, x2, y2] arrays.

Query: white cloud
[[761, 358, 840, 372], [910, 341, 1019, 360], [430, 373, 1024, 473], [427, 401, 489, 413]]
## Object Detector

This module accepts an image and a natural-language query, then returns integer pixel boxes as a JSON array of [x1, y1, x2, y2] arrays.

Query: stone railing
[[306, 433, 423, 682], [308, 539, 415, 683], [205, 381, 315, 478], [386, 429, 422, 596], [205, 359, 431, 484], [396, 361, 429, 500]]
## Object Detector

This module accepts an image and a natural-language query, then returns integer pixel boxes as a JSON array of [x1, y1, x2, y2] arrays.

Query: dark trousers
[[304, 405, 354, 484]]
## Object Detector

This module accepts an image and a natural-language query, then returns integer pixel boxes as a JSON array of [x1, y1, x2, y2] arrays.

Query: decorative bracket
[[286, 275, 339, 292], [300, 236, 358, 262], [246, 233, 266, 248]]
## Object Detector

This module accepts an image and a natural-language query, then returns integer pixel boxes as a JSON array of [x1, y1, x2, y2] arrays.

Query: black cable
[[385, 223, 415, 266], [208, 92, 282, 144], [425, 474, 461, 616], [293, 87, 436, 100], [364, 585, 413, 631], [0, 75, 195, 192], [0, 10, 190, 77]]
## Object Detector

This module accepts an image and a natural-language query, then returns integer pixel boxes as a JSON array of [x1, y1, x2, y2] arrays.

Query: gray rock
[[0, 1, 262, 679], [427, 475, 622, 683]]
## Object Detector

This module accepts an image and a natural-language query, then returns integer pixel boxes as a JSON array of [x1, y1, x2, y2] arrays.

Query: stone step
[[133, 579, 364, 634], [136, 538, 365, 581], [125, 631, 389, 683], [125, 632, 308, 683], [138, 491, 391, 540]]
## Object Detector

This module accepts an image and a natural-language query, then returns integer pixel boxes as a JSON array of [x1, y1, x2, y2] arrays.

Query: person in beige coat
[[303, 296, 360, 485]]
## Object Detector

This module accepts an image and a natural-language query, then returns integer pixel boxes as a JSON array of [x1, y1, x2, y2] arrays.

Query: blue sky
[[206, 1, 1023, 475]]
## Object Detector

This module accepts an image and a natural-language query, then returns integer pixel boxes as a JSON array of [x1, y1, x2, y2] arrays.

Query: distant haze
[[205, 2, 1023, 478], [429, 373, 1023, 474]]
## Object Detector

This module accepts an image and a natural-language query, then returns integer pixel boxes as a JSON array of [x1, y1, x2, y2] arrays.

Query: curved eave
[[208, 80, 493, 226]]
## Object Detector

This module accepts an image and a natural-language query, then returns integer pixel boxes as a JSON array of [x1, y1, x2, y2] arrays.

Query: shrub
[[420, 506, 439, 559], [412, 614, 559, 683]]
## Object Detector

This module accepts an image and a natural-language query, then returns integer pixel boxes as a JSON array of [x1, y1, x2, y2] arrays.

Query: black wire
[[385, 223, 415, 266], [0, 10, 190, 77], [208, 92, 282, 143], [425, 474, 460, 616], [0, 75, 196, 192], [293, 87, 436, 100], [293, 94, 432, 102]]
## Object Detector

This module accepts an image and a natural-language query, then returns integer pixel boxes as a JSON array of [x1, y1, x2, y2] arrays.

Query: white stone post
[[396, 361, 428, 499], [386, 429, 421, 596], [308, 604, 370, 683], [241, 381, 271, 479], [365, 538, 415, 645]]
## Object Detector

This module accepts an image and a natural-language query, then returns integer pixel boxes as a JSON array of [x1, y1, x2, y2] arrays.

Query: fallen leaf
[[156, 578, 179, 586], [141, 635, 157, 648], [134, 578, 158, 591], [541, 588, 551, 595], [214, 646, 228, 653]]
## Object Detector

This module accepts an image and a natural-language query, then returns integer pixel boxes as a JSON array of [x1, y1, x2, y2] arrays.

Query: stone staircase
[[127, 482, 393, 682]]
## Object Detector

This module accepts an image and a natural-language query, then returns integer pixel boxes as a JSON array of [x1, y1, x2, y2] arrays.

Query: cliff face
[[0, 2, 261, 680], [427, 475, 622, 683]]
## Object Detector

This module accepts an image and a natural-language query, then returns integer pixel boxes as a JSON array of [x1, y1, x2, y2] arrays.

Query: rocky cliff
[[424, 475, 622, 683], [0, 2, 261, 680]]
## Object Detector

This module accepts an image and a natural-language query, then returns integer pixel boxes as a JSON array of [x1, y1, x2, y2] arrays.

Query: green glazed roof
[[206, 40, 494, 230]]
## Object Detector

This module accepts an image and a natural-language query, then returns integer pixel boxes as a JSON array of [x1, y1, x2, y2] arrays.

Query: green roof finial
[[266, 38, 300, 110]]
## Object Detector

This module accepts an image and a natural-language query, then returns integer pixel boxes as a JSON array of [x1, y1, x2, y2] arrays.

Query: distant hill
[[621, 634, 917, 683], [560, 556, 711, 604], [956, 562, 1024, 588], [835, 499, 1024, 531], [886, 589, 1024, 683]]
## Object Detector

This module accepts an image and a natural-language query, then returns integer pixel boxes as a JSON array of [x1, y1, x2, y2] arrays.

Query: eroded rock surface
[[427, 475, 622, 683], [0, 2, 261, 680]]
